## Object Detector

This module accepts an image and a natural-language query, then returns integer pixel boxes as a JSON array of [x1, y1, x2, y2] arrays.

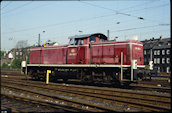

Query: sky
[[1, 0, 170, 51]]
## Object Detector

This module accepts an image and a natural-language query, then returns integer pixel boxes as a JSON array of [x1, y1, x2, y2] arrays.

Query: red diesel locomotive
[[26, 33, 146, 85]]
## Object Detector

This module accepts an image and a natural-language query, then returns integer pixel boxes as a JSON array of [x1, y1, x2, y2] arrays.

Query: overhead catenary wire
[[123, 3, 169, 14], [2, 0, 170, 42], [79, 1, 143, 19], [122, 3, 169, 24], [2, 1, 145, 34], [116, 29, 170, 38], [116, 0, 157, 12], [2, 1, 169, 35], [79, 1, 170, 25], [2, 1, 32, 15], [1, 1, 12, 10], [2, 13, 120, 34], [111, 24, 170, 33]]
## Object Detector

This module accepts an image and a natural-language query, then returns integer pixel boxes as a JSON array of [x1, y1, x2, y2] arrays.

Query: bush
[[11, 59, 22, 69], [145, 65, 150, 70], [1, 63, 10, 69], [0, 51, 5, 59], [26, 51, 30, 64]]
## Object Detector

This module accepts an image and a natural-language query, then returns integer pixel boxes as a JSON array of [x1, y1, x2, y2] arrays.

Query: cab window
[[75, 40, 79, 45], [70, 38, 74, 45], [80, 40, 84, 45], [89, 36, 96, 43], [100, 38, 105, 42]]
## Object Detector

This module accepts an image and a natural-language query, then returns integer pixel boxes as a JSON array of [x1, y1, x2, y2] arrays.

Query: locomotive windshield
[[70, 38, 75, 45], [75, 40, 79, 45], [69, 33, 108, 45], [69, 38, 80, 45]]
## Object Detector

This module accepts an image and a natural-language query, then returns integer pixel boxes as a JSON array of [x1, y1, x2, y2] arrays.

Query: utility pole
[[107, 30, 109, 40], [38, 34, 40, 46]]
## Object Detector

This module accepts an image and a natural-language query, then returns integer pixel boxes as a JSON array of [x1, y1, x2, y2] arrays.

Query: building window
[[158, 42, 163, 46], [20, 52, 22, 55], [167, 58, 170, 63], [167, 67, 170, 73], [157, 58, 160, 64], [16, 52, 18, 55], [167, 41, 171, 45], [166, 49, 170, 54], [162, 50, 165, 55], [154, 58, 156, 64], [157, 50, 160, 55], [154, 50, 156, 55], [162, 58, 165, 64], [158, 67, 160, 72]]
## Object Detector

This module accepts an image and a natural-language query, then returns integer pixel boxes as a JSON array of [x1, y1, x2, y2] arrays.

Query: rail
[[1, 78, 171, 112]]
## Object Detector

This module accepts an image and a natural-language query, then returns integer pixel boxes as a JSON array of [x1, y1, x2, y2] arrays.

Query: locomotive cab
[[68, 33, 108, 46]]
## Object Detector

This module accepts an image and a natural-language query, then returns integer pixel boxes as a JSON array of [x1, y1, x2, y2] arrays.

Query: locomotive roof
[[68, 33, 108, 40]]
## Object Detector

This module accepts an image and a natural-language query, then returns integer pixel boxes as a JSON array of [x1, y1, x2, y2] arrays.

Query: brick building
[[141, 36, 171, 73]]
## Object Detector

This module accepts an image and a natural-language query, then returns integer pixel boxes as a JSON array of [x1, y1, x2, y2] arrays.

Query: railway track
[[136, 80, 170, 87], [2, 73, 170, 93], [1, 69, 170, 89], [1, 94, 75, 112], [130, 81, 171, 93], [1, 78, 124, 112], [1, 77, 171, 112], [1, 69, 23, 76]]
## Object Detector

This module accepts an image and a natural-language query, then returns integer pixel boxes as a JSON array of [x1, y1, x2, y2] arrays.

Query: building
[[8, 47, 31, 62], [141, 36, 171, 73]]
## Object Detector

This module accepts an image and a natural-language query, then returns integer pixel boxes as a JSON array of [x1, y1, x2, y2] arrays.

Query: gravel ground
[[1, 93, 65, 112], [2, 75, 169, 112], [1, 86, 144, 112]]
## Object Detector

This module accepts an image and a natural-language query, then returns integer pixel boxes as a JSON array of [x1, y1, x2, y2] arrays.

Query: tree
[[15, 40, 28, 49], [0, 51, 5, 58], [1, 62, 10, 69], [26, 51, 30, 64], [11, 59, 22, 69]]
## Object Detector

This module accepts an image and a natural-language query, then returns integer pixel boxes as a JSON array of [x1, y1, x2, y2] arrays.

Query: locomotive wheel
[[35, 76, 40, 81], [30, 71, 40, 81], [121, 82, 131, 88], [63, 78, 68, 82]]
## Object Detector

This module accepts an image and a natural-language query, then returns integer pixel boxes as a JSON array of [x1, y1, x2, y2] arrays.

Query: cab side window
[[89, 36, 96, 43], [100, 38, 105, 42], [80, 40, 83, 45], [70, 38, 74, 45]]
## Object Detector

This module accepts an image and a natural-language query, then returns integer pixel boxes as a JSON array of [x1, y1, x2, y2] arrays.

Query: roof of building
[[153, 38, 171, 49], [141, 37, 171, 50]]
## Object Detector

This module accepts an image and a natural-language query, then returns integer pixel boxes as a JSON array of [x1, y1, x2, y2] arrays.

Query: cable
[[116, 29, 170, 37], [1, 1, 12, 10], [2, 13, 118, 34], [79, 1, 143, 19], [124, 3, 169, 14], [79, 1, 170, 25], [2, 1, 169, 34], [2, 1, 32, 15], [117, 0, 157, 12], [122, 3, 169, 24], [111, 24, 170, 32]]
